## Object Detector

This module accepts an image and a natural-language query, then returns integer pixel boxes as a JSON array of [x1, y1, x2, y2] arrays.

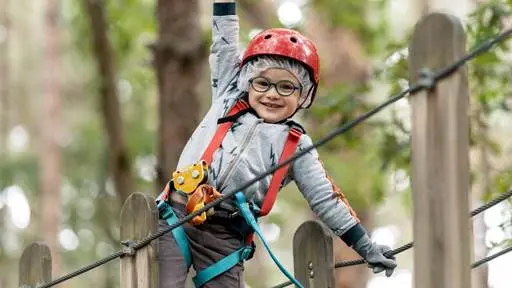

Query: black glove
[[352, 234, 397, 277]]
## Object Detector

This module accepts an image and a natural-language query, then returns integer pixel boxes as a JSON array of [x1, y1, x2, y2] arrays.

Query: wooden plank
[[120, 192, 159, 288], [409, 12, 470, 288], [135, 244, 155, 288], [19, 242, 52, 287], [293, 220, 334, 288]]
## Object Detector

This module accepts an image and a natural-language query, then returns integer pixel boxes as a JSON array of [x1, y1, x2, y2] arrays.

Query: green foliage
[[310, 82, 373, 148], [372, 0, 512, 212], [492, 169, 512, 197], [0, 154, 39, 195], [321, 145, 386, 210], [305, 0, 393, 208], [467, 0, 512, 114], [313, 0, 389, 54]]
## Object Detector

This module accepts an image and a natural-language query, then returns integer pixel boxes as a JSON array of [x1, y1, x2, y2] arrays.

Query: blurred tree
[[0, 0, 9, 285], [0, 0, 9, 154], [238, 0, 278, 29], [41, 0, 62, 277], [153, 0, 207, 191], [83, 0, 134, 205]]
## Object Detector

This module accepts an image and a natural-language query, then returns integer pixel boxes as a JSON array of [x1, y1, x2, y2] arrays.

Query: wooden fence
[[18, 11, 470, 288]]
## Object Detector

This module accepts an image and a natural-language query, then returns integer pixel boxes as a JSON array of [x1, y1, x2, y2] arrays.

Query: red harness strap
[[259, 127, 302, 216], [201, 99, 250, 165], [243, 127, 301, 245]]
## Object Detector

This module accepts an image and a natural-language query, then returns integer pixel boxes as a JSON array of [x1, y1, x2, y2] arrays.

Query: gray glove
[[353, 234, 397, 277]]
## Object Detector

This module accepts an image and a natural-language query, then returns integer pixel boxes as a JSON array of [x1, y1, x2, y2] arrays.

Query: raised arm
[[210, 0, 242, 102]]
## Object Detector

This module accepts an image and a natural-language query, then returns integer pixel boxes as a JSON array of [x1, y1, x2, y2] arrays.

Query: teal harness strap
[[233, 192, 305, 288], [192, 245, 253, 287], [156, 193, 192, 268]]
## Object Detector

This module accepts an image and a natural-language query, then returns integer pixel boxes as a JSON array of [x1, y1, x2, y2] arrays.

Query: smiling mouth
[[261, 102, 282, 108]]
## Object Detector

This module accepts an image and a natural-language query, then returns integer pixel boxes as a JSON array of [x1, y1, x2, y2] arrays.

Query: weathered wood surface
[[409, 12, 471, 288], [120, 192, 159, 288], [293, 220, 335, 288], [19, 242, 52, 287]]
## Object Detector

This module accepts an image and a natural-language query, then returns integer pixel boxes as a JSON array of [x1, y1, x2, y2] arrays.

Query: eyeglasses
[[248, 76, 302, 97]]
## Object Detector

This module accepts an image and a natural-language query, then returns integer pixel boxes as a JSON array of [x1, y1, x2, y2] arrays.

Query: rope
[[271, 189, 512, 288], [37, 26, 512, 288]]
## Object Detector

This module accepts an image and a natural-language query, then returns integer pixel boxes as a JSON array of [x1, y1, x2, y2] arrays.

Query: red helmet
[[241, 28, 320, 106]]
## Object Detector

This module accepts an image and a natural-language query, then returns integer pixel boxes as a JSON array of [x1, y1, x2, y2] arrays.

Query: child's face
[[248, 68, 301, 123]]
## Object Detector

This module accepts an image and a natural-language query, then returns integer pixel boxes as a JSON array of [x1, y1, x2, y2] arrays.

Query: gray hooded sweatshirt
[[175, 3, 363, 241]]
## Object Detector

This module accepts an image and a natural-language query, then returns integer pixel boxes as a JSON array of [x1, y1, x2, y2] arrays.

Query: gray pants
[[157, 203, 246, 288]]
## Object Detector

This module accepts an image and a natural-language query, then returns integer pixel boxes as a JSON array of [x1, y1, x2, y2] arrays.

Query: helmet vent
[[290, 37, 297, 43], [264, 34, 272, 39]]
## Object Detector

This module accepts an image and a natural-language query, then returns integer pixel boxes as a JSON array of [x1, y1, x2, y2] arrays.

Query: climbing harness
[[156, 99, 304, 287]]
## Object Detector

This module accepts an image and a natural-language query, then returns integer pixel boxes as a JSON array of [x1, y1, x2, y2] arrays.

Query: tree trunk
[[154, 0, 207, 191], [41, 0, 62, 277], [84, 0, 133, 204], [0, 0, 10, 154]]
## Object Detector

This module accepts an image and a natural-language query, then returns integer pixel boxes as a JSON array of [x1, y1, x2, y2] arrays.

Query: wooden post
[[120, 192, 159, 288], [409, 13, 470, 288], [19, 242, 52, 287], [293, 220, 334, 288]]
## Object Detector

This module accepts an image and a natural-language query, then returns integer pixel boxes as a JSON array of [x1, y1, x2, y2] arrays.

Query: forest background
[[1, 0, 512, 287]]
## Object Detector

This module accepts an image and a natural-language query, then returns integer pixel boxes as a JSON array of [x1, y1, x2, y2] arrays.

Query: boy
[[157, 1, 397, 287]]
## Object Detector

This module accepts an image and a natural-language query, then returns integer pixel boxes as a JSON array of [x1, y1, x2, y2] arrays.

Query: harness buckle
[[157, 200, 174, 220], [241, 244, 255, 260], [289, 127, 302, 139], [228, 210, 239, 218]]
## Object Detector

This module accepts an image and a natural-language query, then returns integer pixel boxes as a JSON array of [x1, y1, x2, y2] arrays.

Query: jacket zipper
[[217, 118, 261, 191]]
